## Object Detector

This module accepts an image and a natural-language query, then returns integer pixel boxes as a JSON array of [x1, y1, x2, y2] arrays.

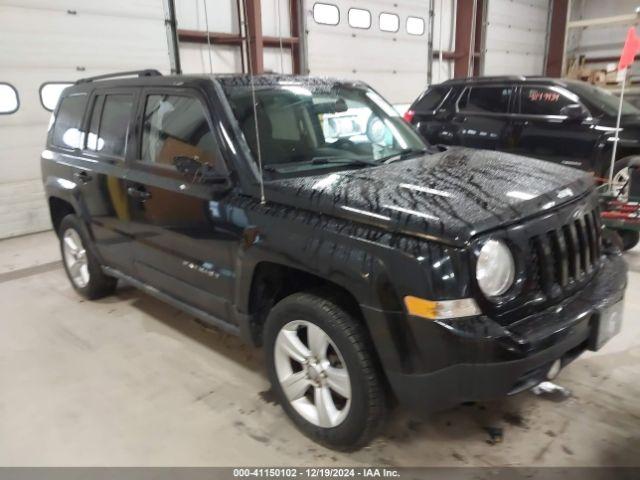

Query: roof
[[439, 76, 570, 87], [64, 71, 362, 95]]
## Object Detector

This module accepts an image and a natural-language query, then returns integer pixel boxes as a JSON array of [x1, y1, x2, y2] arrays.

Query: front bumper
[[364, 253, 627, 413]]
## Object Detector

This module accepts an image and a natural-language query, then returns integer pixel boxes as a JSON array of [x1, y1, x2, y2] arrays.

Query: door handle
[[73, 171, 92, 183], [452, 116, 467, 124], [127, 186, 151, 200]]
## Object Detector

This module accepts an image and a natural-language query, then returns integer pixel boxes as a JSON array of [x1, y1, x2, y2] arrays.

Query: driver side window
[[140, 94, 224, 172]]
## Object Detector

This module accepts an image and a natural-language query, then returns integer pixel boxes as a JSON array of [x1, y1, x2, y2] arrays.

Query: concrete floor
[[0, 231, 638, 467]]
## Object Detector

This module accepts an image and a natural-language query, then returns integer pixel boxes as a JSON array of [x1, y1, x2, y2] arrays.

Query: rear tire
[[58, 214, 117, 300], [264, 291, 387, 451]]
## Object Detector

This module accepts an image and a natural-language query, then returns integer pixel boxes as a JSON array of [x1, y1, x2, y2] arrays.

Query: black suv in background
[[405, 76, 640, 183], [42, 71, 626, 450]]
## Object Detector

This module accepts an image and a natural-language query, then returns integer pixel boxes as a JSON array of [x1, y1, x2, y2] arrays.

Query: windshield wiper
[[262, 156, 378, 174], [310, 156, 379, 166], [380, 148, 428, 164]]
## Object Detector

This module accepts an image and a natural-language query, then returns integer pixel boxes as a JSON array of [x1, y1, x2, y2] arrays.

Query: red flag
[[619, 27, 640, 71]]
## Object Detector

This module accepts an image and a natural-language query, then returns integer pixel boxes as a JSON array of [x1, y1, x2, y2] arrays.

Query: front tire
[[59, 214, 117, 300], [264, 291, 387, 450]]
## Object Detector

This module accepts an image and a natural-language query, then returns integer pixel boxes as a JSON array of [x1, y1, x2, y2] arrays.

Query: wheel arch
[[48, 196, 76, 235], [243, 261, 367, 348]]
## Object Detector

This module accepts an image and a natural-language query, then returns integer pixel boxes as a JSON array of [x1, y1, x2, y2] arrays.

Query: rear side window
[[520, 86, 579, 116], [458, 86, 512, 114], [414, 86, 450, 112], [141, 94, 224, 172], [87, 94, 134, 157], [51, 94, 88, 149]]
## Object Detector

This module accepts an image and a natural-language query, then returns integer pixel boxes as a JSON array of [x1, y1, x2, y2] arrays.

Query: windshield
[[223, 81, 427, 175], [567, 81, 640, 117]]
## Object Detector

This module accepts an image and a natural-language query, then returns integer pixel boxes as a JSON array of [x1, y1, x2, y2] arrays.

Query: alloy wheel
[[612, 167, 630, 200], [274, 320, 351, 428], [62, 228, 90, 288]]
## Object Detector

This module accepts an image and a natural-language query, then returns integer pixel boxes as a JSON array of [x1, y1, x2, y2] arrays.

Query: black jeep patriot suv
[[405, 76, 640, 183], [42, 70, 627, 450]]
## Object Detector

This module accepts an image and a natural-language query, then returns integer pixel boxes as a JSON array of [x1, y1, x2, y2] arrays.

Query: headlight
[[476, 239, 515, 298]]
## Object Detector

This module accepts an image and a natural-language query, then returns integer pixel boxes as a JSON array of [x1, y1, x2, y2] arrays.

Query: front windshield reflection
[[224, 83, 427, 175]]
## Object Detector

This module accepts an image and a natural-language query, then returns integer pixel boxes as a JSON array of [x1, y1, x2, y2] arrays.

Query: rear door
[[451, 85, 516, 151], [49, 89, 136, 273], [125, 87, 240, 322], [79, 89, 138, 272], [510, 85, 600, 169]]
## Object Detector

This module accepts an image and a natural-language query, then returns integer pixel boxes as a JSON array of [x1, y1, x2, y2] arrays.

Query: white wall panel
[[180, 44, 243, 73], [264, 48, 293, 74], [175, 0, 240, 33], [175, 0, 244, 74], [262, 0, 292, 37], [483, 0, 550, 75], [304, 0, 454, 104], [0, 1, 170, 238]]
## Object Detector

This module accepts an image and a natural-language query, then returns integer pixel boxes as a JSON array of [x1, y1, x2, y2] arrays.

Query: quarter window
[[348, 8, 371, 29], [379, 13, 399, 32], [40, 82, 73, 111], [520, 87, 579, 116], [51, 94, 87, 149], [0, 83, 19, 114], [414, 86, 451, 112], [313, 3, 339, 25], [458, 86, 513, 114], [406, 16, 425, 35], [141, 94, 223, 172]]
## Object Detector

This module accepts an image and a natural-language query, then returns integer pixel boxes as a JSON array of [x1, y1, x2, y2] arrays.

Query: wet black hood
[[265, 148, 595, 246]]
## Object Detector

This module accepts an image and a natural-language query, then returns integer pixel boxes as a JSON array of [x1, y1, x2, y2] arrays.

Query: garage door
[[303, 0, 434, 105], [483, 0, 551, 75], [0, 0, 171, 239]]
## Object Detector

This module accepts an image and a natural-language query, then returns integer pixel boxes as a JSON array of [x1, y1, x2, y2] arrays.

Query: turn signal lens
[[404, 295, 480, 320]]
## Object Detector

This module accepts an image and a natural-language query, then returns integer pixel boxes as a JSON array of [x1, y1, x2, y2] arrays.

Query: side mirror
[[560, 104, 588, 122], [173, 155, 232, 187]]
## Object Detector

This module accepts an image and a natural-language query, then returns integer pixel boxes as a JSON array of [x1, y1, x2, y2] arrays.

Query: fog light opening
[[547, 359, 562, 380]]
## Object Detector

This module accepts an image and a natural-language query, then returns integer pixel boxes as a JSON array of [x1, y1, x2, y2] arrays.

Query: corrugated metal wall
[[303, 0, 456, 106], [483, 0, 551, 75], [0, 0, 171, 239]]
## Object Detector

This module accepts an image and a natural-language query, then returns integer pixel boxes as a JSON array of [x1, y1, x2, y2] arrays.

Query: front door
[[126, 89, 241, 322], [450, 85, 516, 152], [510, 85, 601, 170]]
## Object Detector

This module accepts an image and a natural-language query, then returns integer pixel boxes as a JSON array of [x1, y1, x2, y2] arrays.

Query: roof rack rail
[[75, 69, 162, 84]]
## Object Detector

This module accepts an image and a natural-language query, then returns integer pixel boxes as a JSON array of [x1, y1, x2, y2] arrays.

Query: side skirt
[[102, 265, 240, 337]]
